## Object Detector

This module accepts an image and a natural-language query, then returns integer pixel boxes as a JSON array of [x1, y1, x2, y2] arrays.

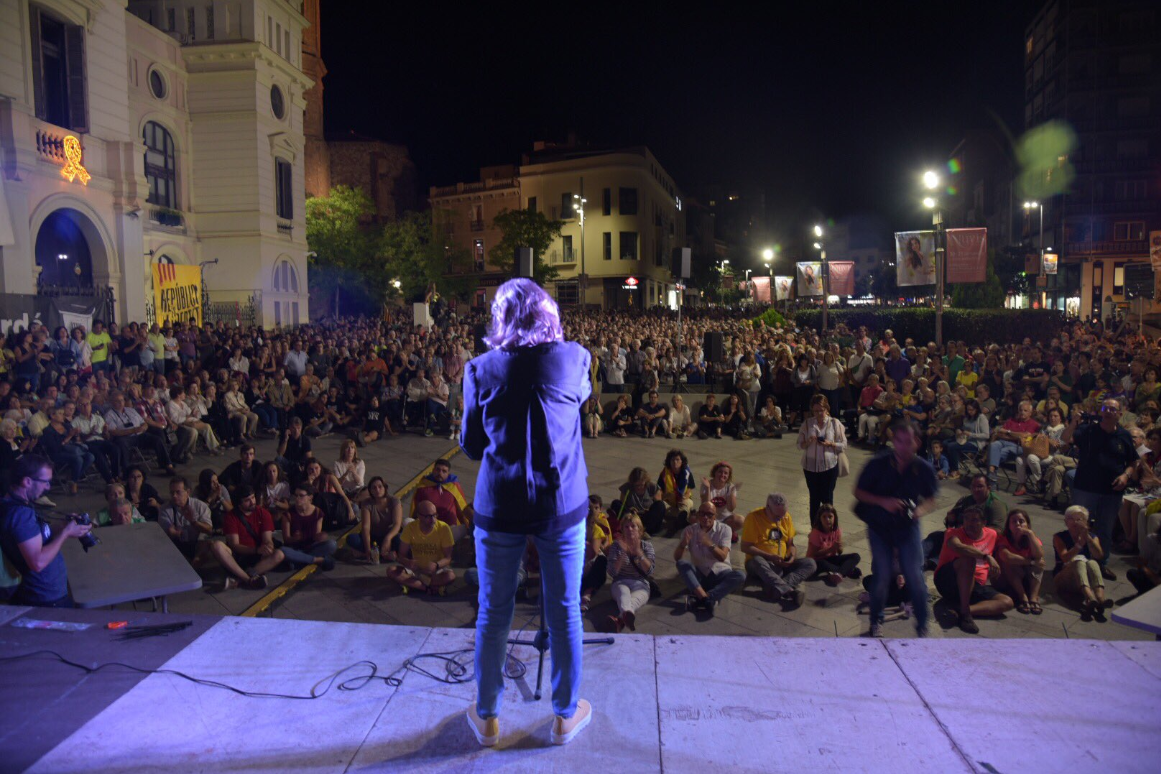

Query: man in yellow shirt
[[86, 320, 112, 373], [740, 492, 816, 610], [387, 500, 456, 594]]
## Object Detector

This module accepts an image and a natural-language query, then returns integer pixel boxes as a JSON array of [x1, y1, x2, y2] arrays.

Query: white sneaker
[[466, 702, 499, 747], [551, 699, 592, 745]]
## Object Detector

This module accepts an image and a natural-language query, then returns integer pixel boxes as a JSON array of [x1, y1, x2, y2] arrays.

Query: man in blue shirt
[[854, 418, 939, 638], [0, 457, 92, 607]]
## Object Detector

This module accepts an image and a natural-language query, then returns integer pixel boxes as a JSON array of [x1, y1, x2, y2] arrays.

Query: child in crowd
[[928, 439, 951, 480], [806, 503, 862, 586]]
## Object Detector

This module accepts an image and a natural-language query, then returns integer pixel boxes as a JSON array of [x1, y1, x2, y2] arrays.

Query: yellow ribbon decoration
[[61, 135, 91, 185]]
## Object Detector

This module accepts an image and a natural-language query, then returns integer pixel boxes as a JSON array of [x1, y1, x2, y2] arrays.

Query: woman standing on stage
[[462, 278, 594, 748]]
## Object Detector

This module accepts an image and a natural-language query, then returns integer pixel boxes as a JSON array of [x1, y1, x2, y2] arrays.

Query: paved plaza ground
[[62, 427, 1153, 641]]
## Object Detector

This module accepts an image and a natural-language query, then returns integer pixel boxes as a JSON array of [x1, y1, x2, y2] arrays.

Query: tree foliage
[[489, 208, 563, 284], [305, 186, 379, 316], [380, 212, 478, 304]]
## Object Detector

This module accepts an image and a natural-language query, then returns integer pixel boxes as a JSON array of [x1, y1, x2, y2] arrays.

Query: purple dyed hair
[[484, 278, 563, 350]]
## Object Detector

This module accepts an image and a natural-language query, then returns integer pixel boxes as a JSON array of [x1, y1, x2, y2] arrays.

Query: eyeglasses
[[31, 477, 52, 484]]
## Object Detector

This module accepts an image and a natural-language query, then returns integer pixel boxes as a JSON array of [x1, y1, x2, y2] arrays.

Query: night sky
[[322, 1, 1043, 232]]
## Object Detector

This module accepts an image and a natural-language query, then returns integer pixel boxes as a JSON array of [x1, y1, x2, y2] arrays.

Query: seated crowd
[[2, 305, 1159, 628]]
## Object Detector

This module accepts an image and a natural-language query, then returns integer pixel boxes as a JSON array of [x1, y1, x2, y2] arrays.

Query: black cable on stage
[[0, 610, 548, 700]]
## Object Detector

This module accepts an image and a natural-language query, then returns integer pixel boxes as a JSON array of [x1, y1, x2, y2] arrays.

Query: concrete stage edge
[[2, 607, 1159, 773]]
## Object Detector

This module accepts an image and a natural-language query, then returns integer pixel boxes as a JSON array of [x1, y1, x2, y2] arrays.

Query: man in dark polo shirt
[[0, 457, 92, 607], [219, 444, 264, 500], [854, 417, 939, 638]]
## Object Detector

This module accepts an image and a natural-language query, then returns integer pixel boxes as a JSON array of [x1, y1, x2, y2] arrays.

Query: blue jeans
[[53, 445, 94, 482], [867, 520, 929, 632], [1071, 489, 1122, 568], [987, 439, 1021, 471], [253, 404, 278, 429], [280, 539, 337, 567], [943, 440, 978, 470], [676, 560, 745, 602], [474, 520, 584, 720]]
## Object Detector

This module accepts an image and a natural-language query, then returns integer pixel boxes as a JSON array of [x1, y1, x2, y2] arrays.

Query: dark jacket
[[462, 341, 591, 534]]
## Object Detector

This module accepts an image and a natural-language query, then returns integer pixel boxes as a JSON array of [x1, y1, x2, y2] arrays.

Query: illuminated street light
[[813, 224, 823, 238], [923, 170, 940, 190], [923, 196, 937, 209], [762, 248, 774, 261]]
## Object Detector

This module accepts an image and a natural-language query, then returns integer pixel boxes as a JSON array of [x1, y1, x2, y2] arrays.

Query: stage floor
[[2, 607, 1158, 773]]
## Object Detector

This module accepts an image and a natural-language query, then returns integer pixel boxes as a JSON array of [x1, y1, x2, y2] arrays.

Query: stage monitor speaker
[[516, 247, 534, 278], [704, 331, 724, 363], [672, 247, 691, 279]]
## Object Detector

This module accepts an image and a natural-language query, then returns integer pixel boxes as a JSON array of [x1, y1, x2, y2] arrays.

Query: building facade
[[1024, 0, 1161, 319], [431, 142, 686, 310], [0, 0, 311, 326]]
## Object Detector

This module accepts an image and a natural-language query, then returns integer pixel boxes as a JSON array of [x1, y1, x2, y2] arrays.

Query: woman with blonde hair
[[603, 510, 655, 633], [1052, 505, 1110, 621], [333, 438, 367, 502]]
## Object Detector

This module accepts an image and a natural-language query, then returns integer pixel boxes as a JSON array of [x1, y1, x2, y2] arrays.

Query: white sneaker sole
[[551, 703, 591, 745], [466, 706, 498, 747]]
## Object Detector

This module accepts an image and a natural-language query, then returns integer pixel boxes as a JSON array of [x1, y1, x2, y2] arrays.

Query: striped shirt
[[605, 539, 655, 582]]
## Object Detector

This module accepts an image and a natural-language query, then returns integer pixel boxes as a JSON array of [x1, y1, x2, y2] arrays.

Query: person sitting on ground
[[195, 468, 232, 529], [409, 457, 474, 540], [387, 500, 456, 595], [700, 461, 742, 539], [754, 395, 784, 438], [608, 394, 634, 437], [332, 438, 367, 503], [257, 461, 290, 520], [1052, 504, 1110, 622], [807, 503, 862, 586], [579, 495, 612, 612], [740, 492, 816, 610], [635, 390, 668, 438], [219, 443, 264, 501], [157, 476, 213, 562], [582, 395, 603, 439], [610, 466, 666, 535], [675, 502, 744, 617], [657, 448, 695, 535], [95, 482, 144, 526], [348, 476, 402, 563], [124, 465, 162, 521], [721, 393, 750, 439], [209, 485, 284, 591], [950, 473, 1008, 531], [996, 508, 1045, 615], [103, 497, 140, 526], [696, 393, 725, 439], [934, 505, 1014, 634], [356, 394, 391, 446], [603, 511, 655, 633], [668, 394, 694, 439], [275, 417, 313, 478], [280, 484, 337, 570], [301, 458, 357, 528]]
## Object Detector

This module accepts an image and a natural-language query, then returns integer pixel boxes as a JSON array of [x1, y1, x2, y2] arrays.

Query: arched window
[[273, 259, 299, 293], [156, 254, 175, 264], [143, 121, 176, 208]]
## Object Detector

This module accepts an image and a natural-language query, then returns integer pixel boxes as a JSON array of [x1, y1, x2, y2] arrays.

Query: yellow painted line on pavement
[[240, 445, 462, 617]]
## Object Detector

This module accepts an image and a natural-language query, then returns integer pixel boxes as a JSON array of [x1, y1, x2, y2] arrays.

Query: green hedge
[[794, 308, 1067, 345], [752, 307, 790, 328]]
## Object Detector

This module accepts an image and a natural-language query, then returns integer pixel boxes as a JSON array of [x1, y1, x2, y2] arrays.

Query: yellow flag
[[151, 264, 203, 327]]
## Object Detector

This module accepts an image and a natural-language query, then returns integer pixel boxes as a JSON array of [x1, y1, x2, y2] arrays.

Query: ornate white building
[[0, 0, 311, 326]]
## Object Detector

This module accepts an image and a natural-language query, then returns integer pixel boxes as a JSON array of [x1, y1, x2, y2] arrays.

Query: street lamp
[[762, 248, 774, 262], [573, 187, 587, 307], [922, 169, 945, 346], [813, 224, 829, 332], [745, 269, 752, 281]]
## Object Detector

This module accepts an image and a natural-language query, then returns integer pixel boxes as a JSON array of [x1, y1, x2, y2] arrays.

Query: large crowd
[[2, 302, 1160, 632]]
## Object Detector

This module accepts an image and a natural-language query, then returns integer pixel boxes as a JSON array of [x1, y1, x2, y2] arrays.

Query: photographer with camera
[[0, 456, 93, 607], [1061, 398, 1139, 581]]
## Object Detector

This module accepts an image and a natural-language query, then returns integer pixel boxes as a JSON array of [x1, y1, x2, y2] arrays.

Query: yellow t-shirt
[[401, 519, 455, 566], [87, 331, 112, 362], [956, 371, 979, 398], [741, 507, 796, 560]]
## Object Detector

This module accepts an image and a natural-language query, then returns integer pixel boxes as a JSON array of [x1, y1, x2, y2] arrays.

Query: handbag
[[831, 418, 851, 478], [1022, 434, 1051, 459]]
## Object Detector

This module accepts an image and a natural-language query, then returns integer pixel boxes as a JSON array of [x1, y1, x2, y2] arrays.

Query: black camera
[[68, 512, 100, 552], [900, 498, 918, 521]]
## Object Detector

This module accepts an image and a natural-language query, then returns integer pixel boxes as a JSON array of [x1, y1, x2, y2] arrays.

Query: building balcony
[[469, 220, 485, 232], [547, 248, 577, 265], [1066, 239, 1147, 257], [277, 220, 294, 236]]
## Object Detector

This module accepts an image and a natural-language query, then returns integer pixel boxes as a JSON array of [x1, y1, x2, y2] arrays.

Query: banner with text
[[750, 275, 771, 303], [946, 228, 988, 284], [774, 275, 794, 301], [796, 262, 822, 296], [152, 263, 203, 327], [828, 261, 855, 296], [0, 294, 99, 338], [894, 231, 937, 286]]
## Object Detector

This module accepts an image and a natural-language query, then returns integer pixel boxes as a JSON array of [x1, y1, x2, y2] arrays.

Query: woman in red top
[[279, 484, 337, 570], [996, 508, 1045, 615]]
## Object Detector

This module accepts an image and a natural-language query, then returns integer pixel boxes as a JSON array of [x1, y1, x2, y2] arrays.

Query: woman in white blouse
[[796, 393, 848, 528], [333, 438, 367, 503], [668, 394, 693, 439]]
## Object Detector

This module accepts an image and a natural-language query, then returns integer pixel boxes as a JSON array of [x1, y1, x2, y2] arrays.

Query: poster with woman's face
[[894, 231, 937, 287], [796, 263, 822, 296], [775, 276, 794, 301]]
